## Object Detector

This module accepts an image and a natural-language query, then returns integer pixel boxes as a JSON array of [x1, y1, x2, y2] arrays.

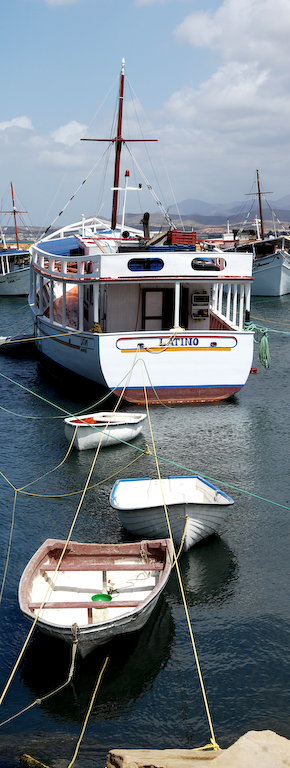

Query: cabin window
[[70, 246, 84, 256], [128, 258, 164, 272], [142, 289, 174, 331], [43, 258, 50, 270], [191, 257, 221, 271], [53, 260, 62, 273]]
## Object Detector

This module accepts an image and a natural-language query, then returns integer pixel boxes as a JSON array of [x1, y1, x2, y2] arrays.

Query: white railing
[[211, 282, 251, 330]]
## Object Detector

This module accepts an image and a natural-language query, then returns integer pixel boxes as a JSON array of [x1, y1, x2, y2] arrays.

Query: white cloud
[[51, 120, 87, 146], [167, 0, 290, 141], [174, 0, 290, 68], [0, 116, 34, 131]]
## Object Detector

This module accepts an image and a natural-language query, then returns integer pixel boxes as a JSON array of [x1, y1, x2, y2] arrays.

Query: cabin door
[[83, 285, 94, 331], [142, 289, 174, 331]]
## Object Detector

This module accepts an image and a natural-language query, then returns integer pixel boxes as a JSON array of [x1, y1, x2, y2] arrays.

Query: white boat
[[0, 249, 30, 296], [110, 476, 234, 551], [29, 60, 254, 405], [18, 537, 173, 658], [64, 411, 146, 450], [235, 236, 290, 297], [226, 171, 290, 296], [0, 182, 30, 296]]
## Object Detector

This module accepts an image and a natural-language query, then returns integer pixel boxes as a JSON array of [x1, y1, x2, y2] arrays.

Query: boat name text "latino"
[[159, 336, 200, 347]]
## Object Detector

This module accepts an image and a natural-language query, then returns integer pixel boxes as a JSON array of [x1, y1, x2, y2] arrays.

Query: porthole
[[128, 258, 164, 272]]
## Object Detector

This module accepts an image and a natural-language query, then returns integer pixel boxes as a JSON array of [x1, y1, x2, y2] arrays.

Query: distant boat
[[18, 537, 173, 658], [64, 411, 147, 450], [234, 234, 290, 297], [0, 182, 30, 296], [110, 475, 234, 551], [228, 171, 290, 296]]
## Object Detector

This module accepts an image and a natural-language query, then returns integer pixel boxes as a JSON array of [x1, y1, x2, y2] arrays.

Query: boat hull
[[110, 477, 234, 551], [252, 251, 290, 296], [24, 590, 164, 657], [0, 265, 30, 296], [64, 412, 146, 450], [116, 503, 229, 551], [31, 314, 254, 405]]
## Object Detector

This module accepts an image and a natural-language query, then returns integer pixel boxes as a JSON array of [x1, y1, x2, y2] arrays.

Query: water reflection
[[167, 536, 238, 606], [20, 594, 174, 723]]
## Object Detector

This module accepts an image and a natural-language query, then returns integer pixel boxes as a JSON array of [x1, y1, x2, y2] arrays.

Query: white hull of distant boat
[[19, 538, 173, 658], [64, 411, 146, 450], [0, 260, 30, 296], [252, 251, 290, 296], [110, 476, 234, 551]]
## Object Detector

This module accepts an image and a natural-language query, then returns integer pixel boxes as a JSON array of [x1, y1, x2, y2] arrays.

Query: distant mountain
[[272, 194, 290, 209], [171, 199, 246, 216], [171, 197, 290, 221]]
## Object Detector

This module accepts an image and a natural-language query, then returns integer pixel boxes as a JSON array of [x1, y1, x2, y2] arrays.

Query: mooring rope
[[245, 322, 270, 368], [67, 655, 110, 768], [0, 628, 78, 728], [0, 348, 140, 706], [138, 350, 220, 752]]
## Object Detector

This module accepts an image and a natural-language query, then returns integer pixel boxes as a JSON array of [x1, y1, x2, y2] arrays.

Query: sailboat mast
[[11, 182, 19, 249], [111, 59, 125, 231], [256, 169, 264, 241]]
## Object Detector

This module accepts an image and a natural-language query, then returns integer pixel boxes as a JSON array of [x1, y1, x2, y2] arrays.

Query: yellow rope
[[0, 490, 17, 605], [172, 516, 189, 565], [0, 632, 78, 728], [67, 656, 109, 768], [0, 329, 84, 346], [0, 428, 78, 606], [0, 349, 140, 706], [17, 425, 77, 493], [0, 451, 144, 500], [251, 313, 290, 327], [138, 350, 220, 751]]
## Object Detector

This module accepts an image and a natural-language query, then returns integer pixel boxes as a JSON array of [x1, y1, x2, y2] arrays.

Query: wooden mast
[[81, 58, 157, 232], [111, 58, 125, 231], [0, 183, 27, 249], [256, 169, 264, 241], [11, 182, 19, 249], [245, 171, 273, 241]]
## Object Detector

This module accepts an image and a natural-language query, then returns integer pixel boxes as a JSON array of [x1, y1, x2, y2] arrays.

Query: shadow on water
[[20, 595, 174, 723], [167, 536, 238, 607]]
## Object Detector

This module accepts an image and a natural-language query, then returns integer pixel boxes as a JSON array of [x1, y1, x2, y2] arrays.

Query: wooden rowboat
[[64, 411, 147, 450], [18, 538, 173, 658], [110, 476, 234, 551]]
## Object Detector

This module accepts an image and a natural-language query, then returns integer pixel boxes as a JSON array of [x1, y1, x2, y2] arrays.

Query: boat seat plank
[[41, 562, 163, 571], [29, 600, 141, 609]]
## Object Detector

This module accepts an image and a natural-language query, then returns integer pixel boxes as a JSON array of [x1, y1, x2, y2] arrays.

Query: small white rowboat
[[64, 411, 147, 450], [18, 538, 173, 658], [110, 476, 234, 551]]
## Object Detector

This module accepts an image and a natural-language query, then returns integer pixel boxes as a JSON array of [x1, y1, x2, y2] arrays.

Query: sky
[[1, 0, 290, 228]]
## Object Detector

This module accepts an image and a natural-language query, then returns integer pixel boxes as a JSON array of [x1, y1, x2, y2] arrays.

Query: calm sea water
[[0, 295, 290, 767]]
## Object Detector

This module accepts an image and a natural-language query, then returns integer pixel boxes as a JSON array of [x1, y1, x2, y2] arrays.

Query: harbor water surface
[[0, 295, 290, 766]]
